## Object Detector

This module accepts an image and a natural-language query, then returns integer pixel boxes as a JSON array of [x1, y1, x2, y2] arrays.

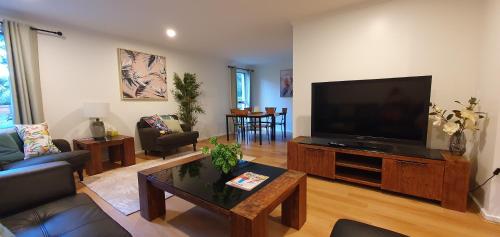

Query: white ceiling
[[0, 0, 366, 65]]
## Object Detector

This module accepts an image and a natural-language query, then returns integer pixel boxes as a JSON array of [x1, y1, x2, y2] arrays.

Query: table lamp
[[83, 102, 110, 141]]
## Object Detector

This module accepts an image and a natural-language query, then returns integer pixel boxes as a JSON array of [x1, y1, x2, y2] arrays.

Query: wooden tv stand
[[287, 137, 471, 212]]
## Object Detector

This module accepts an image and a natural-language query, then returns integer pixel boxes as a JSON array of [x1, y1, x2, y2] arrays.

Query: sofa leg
[[193, 143, 197, 151], [144, 150, 148, 156], [77, 168, 84, 181]]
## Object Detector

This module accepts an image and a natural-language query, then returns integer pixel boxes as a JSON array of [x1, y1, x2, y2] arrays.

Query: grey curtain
[[229, 67, 237, 109], [3, 20, 44, 124]]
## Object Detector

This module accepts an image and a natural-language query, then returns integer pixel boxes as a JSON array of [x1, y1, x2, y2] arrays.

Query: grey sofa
[[0, 161, 131, 237], [137, 115, 199, 159], [0, 130, 90, 181]]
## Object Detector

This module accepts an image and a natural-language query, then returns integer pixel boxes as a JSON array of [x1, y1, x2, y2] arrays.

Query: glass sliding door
[[0, 22, 14, 128], [236, 70, 250, 109]]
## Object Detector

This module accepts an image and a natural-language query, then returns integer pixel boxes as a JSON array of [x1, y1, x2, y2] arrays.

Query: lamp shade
[[83, 102, 109, 118]]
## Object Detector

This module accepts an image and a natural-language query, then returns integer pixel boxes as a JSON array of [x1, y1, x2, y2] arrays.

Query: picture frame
[[118, 48, 168, 101], [280, 69, 293, 97]]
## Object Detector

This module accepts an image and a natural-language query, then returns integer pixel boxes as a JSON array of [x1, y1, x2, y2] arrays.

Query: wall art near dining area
[[280, 69, 293, 97], [118, 48, 167, 100]]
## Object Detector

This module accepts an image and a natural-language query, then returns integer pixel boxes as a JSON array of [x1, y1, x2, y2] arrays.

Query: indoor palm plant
[[429, 97, 486, 155], [202, 137, 243, 174], [172, 72, 205, 131]]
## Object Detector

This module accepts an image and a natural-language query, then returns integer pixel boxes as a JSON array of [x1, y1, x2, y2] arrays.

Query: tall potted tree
[[172, 73, 205, 131]]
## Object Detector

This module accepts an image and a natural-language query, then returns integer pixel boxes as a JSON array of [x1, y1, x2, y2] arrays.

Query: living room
[[0, 0, 499, 237]]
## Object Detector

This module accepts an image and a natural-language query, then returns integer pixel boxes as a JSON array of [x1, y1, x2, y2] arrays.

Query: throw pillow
[[143, 114, 171, 133], [15, 122, 61, 159], [0, 222, 15, 237], [0, 133, 24, 165], [162, 118, 184, 133]]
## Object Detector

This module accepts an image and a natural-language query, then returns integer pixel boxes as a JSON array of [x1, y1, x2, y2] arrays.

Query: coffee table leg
[[231, 212, 267, 237], [281, 175, 307, 229], [138, 173, 166, 221]]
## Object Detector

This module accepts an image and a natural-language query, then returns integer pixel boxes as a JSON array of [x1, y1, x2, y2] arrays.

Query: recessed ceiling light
[[166, 29, 176, 38]]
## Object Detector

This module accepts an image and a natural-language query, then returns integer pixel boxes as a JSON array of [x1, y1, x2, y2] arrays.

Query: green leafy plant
[[202, 137, 242, 174], [172, 73, 205, 131]]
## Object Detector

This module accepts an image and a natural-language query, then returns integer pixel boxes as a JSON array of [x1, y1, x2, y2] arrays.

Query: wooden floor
[[77, 133, 500, 237]]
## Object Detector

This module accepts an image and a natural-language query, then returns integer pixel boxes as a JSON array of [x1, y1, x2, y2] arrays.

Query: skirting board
[[470, 194, 500, 223]]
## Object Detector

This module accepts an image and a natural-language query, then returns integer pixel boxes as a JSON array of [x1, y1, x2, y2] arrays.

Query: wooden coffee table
[[138, 154, 306, 237]]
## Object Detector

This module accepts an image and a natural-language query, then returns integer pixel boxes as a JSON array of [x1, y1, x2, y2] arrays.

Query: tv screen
[[311, 76, 432, 146]]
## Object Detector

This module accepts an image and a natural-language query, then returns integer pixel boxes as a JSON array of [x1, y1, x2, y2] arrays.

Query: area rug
[[82, 151, 256, 215]]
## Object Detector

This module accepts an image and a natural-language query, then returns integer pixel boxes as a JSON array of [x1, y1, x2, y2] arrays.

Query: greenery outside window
[[236, 70, 250, 109], [0, 22, 14, 128]]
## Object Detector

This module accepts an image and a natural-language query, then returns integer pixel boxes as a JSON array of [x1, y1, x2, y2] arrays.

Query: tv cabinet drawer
[[299, 146, 335, 178], [382, 159, 444, 200]]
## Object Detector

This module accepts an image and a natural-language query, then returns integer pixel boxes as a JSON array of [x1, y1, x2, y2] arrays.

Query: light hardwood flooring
[[77, 133, 500, 237]]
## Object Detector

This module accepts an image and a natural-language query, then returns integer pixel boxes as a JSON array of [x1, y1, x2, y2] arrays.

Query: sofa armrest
[[180, 124, 191, 132], [138, 127, 161, 151], [0, 161, 76, 217], [53, 139, 72, 152]]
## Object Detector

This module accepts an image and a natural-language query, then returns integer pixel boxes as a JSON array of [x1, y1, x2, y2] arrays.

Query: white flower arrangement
[[429, 97, 486, 136]]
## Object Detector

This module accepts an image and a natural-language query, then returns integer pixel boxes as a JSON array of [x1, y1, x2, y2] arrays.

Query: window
[[236, 70, 250, 109], [0, 22, 14, 128]]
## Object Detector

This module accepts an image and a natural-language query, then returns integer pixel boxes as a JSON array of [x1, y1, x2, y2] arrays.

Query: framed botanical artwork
[[118, 48, 167, 100], [280, 69, 293, 97]]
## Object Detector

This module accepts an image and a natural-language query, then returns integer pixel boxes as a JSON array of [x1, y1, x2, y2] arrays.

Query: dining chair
[[275, 108, 287, 138], [230, 109, 249, 142]]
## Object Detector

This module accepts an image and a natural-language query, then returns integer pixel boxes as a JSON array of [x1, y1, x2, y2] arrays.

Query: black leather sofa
[[0, 161, 131, 237], [137, 115, 199, 158], [0, 130, 90, 181]]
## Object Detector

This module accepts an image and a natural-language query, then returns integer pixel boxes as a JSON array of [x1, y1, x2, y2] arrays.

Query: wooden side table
[[73, 135, 136, 176]]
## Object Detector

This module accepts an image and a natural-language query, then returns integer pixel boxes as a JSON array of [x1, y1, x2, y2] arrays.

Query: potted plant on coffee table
[[202, 137, 243, 174]]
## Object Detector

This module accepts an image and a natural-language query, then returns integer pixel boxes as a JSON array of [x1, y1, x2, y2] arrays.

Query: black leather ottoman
[[331, 219, 408, 237]]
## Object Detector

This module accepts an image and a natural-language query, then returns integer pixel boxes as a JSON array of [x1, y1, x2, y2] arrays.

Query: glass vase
[[449, 131, 466, 156]]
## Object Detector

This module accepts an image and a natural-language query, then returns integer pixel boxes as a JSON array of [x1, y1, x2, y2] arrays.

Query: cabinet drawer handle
[[400, 161, 427, 166]]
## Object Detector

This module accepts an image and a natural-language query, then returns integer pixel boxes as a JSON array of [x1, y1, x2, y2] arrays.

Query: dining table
[[225, 112, 284, 145]]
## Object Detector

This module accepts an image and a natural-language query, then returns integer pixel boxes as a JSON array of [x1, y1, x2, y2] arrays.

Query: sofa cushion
[[0, 133, 24, 165], [2, 150, 90, 171], [0, 193, 131, 237], [143, 114, 171, 134], [156, 131, 199, 146], [162, 118, 184, 133], [15, 123, 61, 159]]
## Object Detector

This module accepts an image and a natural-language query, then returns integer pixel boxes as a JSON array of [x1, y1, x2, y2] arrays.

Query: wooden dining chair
[[230, 109, 249, 142], [265, 107, 276, 114], [275, 108, 287, 138]]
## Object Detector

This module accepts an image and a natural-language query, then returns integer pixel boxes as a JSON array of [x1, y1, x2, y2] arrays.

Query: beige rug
[[82, 151, 256, 215]]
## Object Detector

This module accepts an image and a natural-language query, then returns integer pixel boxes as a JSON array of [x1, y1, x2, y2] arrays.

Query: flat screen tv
[[311, 76, 432, 146]]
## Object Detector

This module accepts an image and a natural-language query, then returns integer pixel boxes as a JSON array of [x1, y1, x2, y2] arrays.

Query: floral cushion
[[143, 114, 171, 134], [15, 122, 61, 159]]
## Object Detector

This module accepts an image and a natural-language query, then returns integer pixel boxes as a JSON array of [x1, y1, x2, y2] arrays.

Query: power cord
[[470, 168, 500, 193]]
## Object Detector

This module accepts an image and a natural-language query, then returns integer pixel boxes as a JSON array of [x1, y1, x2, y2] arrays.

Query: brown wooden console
[[287, 137, 471, 212]]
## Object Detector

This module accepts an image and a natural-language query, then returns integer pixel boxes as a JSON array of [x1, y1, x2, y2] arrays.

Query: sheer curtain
[[229, 67, 237, 109], [3, 20, 44, 124]]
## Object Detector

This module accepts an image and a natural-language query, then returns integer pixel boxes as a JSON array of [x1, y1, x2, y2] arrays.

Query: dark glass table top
[[147, 157, 287, 210]]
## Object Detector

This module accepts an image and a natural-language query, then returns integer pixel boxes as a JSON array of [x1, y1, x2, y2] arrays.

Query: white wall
[[292, 0, 482, 150], [34, 26, 230, 151], [251, 59, 293, 132], [474, 0, 500, 221]]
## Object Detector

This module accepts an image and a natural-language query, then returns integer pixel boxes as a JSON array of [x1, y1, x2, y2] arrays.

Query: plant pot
[[449, 131, 466, 156]]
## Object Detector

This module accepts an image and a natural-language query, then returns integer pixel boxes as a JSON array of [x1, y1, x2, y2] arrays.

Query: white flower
[[443, 122, 460, 135], [461, 109, 477, 123], [431, 115, 443, 126], [464, 119, 477, 130]]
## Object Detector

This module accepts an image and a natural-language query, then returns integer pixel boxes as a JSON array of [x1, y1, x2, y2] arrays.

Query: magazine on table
[[226, 172, 269, 191]]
